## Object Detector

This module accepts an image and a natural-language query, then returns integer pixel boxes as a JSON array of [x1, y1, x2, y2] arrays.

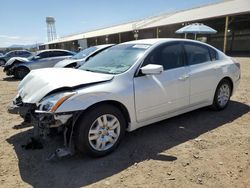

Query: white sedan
[[9, 39, 240, 157]]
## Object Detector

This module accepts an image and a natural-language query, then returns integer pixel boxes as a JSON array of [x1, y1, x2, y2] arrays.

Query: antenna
[[46, 17, 57, 42]]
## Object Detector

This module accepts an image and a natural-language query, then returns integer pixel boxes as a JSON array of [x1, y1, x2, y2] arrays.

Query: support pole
[[223, 16, 229, 53], [156, 27, 159, 38], [119, 33, 121, 43]]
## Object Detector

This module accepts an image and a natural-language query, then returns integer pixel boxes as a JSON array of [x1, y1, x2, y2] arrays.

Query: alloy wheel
[[88, 114, 121, 151], [217, 83, 230, 107]]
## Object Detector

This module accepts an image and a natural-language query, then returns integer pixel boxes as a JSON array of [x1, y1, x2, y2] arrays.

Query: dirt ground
[[0, 58, 249, 188]]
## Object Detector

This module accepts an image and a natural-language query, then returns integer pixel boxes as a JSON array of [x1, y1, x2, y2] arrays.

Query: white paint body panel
[[18, 68, 113, 103], [15, 39, 241, 132]]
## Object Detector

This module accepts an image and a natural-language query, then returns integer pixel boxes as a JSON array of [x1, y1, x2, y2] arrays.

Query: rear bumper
[[232, 77, 240, 96]]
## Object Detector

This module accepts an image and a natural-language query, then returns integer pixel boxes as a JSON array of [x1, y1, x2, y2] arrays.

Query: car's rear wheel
[[212, 79, 232, 110], [74, 104, 126, 157], [14, 67, 30, 79]]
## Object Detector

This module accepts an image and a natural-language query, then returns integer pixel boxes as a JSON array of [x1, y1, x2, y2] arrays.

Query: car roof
[[123, 38, 212, 46], [36, 49, 73, 53], [95, 44, 115, 49], [7, 49, 30, 52]]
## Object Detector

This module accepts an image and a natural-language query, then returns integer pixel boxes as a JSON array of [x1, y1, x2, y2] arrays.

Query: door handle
[[178, 74, 189, 81]]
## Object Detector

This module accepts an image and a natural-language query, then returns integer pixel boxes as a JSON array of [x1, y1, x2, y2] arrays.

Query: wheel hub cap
[[217, 84, 230, 107], [88, 114, 120, 151]]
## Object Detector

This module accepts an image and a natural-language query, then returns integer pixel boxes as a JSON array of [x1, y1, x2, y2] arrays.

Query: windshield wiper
[[83, 69, 96, 72], [82, 68, 115, 75]]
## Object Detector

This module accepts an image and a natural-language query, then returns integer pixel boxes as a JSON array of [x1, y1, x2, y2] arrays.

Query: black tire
[[212, 79, 232, 110], [74, 104, 126, 157], [14, 67, 30, 79]]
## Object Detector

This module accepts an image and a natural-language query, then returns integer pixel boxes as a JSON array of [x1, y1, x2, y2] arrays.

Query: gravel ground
[[0, 58, 249, 188]]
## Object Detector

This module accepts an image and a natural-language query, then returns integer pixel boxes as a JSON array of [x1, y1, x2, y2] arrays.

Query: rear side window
[[143, 43, 184, 70], [184, 43, 211, 65], [7, 51, 16, 57], [52, 51, 72, 57], [39, 52, 51, 58], [208, 47, 219, 61]]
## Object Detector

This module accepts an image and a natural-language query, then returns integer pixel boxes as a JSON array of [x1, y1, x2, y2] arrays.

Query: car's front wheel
[[212, 79, 232, 110], [14, 67, 30, 79], [74, 104, 126, 157]]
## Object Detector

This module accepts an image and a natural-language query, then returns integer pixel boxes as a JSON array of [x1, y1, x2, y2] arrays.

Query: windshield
[[72, 46, 98, 59], [79, 44, 150, 74]]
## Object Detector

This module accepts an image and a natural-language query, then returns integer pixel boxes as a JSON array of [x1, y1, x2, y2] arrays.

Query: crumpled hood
[[54, 58, 84, 68], [5, 57, 28, 66], [18, 68, 114, 103]]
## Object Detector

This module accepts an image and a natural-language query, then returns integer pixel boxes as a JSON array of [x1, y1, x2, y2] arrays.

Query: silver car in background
[[3, 49, 75, 79], [54, 44, 114, 68], [0, 50, 32, 66]]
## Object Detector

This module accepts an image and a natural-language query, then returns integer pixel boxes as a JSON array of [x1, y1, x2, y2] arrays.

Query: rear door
[[183, 42, 218, 106], [48, 51, 73, 67], [134, 42, 190, 122], [29, 51, 53, 69]]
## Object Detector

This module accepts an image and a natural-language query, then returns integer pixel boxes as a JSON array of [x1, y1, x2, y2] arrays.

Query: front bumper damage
[[3, 65, 14, 76], [8, 97, 80, 160]]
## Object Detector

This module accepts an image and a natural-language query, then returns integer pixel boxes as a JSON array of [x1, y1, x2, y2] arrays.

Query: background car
[[3, 49, 75, 79], [0, 50, 32, 66], [54, 44, 114, 68], [9, 39, 240, 157]]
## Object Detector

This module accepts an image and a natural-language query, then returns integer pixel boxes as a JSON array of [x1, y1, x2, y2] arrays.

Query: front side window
[[79, 44, 150, 74], [143, 43, 184, 70], [16, 51, 23, 55], [5, 51, 16, 57], [184, 43, 211, 65]]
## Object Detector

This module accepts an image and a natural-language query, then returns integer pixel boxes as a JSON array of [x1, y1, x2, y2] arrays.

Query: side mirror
[[140, 64, 163, 75]]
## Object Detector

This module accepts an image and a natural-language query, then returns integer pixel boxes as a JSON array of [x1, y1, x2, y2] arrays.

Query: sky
[[0, 0, 221, 47]]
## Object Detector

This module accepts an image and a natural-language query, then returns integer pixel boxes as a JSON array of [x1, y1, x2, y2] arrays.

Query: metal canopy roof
[[143, 0, 250, 29], [43, 0, 250, 45]]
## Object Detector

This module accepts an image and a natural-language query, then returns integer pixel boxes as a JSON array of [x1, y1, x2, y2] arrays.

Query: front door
[[134, 42, 190, 122]]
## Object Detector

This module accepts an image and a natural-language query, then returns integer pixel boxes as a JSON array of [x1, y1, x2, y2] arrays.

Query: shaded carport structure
[[40, 0, 250, 55]]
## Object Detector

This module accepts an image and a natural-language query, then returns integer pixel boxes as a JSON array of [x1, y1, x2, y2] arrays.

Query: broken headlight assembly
[[39, 92, 76, 112]]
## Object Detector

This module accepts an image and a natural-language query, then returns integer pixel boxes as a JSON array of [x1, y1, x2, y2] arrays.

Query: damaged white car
[[8, 39, 240, 158]]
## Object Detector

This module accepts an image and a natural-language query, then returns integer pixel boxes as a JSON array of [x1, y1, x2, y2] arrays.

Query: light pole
[[134, 30, 139, 40]]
